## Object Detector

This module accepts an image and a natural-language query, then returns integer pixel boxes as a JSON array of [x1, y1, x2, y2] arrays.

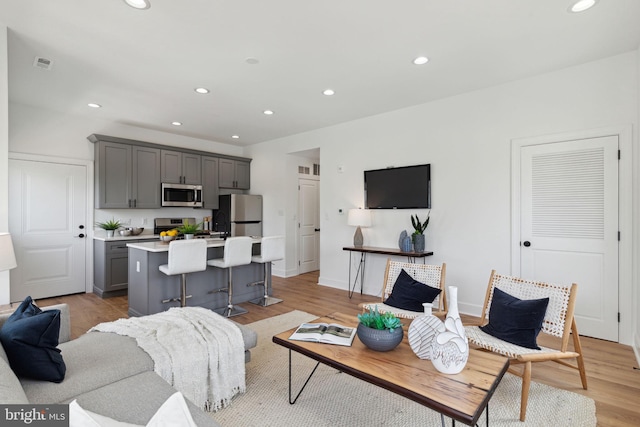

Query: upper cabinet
[[89, 134, 251, 207], [219, 158, 250, 189], [95, 142, 161, 209], [201, 156, 219, 209], [160, 150, 201, 184]]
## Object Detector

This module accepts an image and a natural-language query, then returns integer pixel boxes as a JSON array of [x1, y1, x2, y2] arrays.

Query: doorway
[[8, 155, 92, 301], [511, 127, 632, 343]]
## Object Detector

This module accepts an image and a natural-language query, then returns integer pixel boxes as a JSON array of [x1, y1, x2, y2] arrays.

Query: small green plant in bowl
[[358, 306, 403, 332], [357, 306, 404, 351], [95, 218, 122, 230], [177, 220, 202, 235]]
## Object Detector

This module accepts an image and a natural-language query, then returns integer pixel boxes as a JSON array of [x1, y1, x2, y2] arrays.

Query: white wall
[[246, 51, 639, 345], [0, 23, 10, 303]]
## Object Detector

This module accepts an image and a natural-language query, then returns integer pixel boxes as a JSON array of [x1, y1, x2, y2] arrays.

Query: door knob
[[523, 241, 531, 247], [314, 228, 320, 232]]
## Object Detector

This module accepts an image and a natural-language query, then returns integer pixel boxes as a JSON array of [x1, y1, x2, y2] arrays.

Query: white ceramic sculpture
[[408, 303, 444, 360], [430, 286, 469, 374]]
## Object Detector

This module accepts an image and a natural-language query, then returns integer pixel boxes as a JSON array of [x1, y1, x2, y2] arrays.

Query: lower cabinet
[[93, 238, 156, 298]]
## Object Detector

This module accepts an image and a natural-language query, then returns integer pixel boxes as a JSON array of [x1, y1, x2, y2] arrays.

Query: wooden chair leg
[[520, 361, 532, 422], [571, 319, 588, 389]]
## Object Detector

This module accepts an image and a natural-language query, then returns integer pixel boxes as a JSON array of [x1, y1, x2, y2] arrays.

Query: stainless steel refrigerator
[[214, 194, 263, 237]]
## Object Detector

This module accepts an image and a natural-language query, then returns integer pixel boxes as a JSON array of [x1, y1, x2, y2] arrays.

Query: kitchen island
[[126, 238, 264, 317]]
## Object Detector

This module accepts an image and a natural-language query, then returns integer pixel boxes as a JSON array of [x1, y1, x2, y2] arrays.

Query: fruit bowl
[[159, 235, 176, 243]]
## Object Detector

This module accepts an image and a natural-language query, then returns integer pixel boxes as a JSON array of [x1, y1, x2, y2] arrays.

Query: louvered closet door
[[520, 136, 618, 341]]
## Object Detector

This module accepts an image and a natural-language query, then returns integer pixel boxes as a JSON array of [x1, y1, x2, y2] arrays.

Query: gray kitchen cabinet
[[93, 238, 157, 298], [94, 141, 161, 209], [201, 156, 219, 209], [219, 158, 250, 189], [161, 149, 201, 184]]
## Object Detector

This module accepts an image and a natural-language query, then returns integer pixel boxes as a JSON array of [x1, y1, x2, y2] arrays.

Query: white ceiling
[[1, 1, 639, 147]]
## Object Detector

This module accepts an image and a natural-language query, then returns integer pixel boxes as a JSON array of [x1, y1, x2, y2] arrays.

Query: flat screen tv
[[364, 164, 431, 209]]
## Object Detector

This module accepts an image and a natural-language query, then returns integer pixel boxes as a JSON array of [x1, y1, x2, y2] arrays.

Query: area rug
[[211, 311, 597, 426]]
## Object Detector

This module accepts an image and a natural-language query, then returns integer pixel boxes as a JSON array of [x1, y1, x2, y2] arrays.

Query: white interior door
[[9, 159, 88, 302], [519, 136, 618, 341], [298, 178, 319, 274]]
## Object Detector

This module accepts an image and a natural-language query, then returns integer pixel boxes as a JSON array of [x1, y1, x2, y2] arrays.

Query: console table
[[343, 246, 434, 298]]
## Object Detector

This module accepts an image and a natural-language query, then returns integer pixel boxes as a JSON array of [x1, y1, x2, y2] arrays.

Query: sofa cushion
[[0, 356, 29, 404], [231, 320, 257, 362], [66, 371, 220, 427], [22, 332, 153, 404], [0, 296, 66, 382], [70, 392, 198, 427]]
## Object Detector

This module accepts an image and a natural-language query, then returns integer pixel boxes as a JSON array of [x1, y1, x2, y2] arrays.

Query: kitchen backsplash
[[94, 207, 213, 235]]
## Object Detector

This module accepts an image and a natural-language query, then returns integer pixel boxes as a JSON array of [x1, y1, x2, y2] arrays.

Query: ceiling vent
[[33, 56, 53, 70]]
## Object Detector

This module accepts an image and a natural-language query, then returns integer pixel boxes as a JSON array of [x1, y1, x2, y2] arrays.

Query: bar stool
[[159, 239, 208, 307], [208, 236, 253, 317], [249, 235, 284, 306]]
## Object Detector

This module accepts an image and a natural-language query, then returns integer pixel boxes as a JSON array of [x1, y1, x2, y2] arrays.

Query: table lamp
[[347, 209, 372, 247], [0, 233, 18, 272]]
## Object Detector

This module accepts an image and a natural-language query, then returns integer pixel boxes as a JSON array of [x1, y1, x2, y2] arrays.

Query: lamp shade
[[347, 209, 372, 227], [0, 233, 18, 272]]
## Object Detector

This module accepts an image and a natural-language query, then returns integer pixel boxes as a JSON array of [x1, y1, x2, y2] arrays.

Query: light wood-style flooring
[[10, 271, 640, 427]]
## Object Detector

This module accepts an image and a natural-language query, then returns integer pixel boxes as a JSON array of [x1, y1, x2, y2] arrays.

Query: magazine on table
[[289, 322, 356, 346]]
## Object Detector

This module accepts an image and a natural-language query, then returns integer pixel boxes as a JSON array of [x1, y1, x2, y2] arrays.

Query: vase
[[401, 236, 413, 253], [430, 286, 469, 374], [356, 323, 403, 352], [408, 303, 444, 360], [398, 230, 408, 250], [184, 234, 194, 240], [106, 230, 115, 238], [413, 234, 425, 253]]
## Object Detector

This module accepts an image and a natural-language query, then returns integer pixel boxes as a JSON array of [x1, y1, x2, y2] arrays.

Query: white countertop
[[93, 233, 160, 242], [127, 237, 262, 253]]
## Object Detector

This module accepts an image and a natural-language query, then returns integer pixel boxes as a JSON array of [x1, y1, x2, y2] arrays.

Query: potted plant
[[177, 220, 202, 239], [356, 306, 404, 351], [96, 218, 122, 238], [411, 212, 430, 253]]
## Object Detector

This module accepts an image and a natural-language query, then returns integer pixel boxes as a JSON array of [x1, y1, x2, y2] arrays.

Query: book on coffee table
[[289, 322, 356, 346]]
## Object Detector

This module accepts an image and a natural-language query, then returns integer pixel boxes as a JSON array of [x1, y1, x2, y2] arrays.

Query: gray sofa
[[0, 303, 258, 426]]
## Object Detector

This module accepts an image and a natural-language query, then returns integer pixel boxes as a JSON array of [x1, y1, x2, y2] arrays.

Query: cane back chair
[[465, 270, 588, 421], [360, 259, 447, 320]]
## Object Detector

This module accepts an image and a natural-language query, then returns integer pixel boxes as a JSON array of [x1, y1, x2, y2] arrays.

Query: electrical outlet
[[142, 218, 148, 225]]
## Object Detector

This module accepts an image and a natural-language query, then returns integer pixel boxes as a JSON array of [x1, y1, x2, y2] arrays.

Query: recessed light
[[171, 121, 182, 126], [569, 0, 597, 12], [87, 103, 101, 108], [263, 110, 274, 115], [245, 57, 260, 65], [194, 87, 209, 94], [323, 89, 335, 96], [124, 0, 150, 10], [413, 56, 429, 65], [231, 135, 240, 139]]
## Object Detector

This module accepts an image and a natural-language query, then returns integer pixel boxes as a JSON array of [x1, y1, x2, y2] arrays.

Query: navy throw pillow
[[384, 269, 442, 312], [480, 287, 550, 350], [0, 296, 66, 382]]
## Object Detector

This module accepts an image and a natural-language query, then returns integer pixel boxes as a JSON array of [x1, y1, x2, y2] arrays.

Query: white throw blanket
[[89, 307, 246, 412]]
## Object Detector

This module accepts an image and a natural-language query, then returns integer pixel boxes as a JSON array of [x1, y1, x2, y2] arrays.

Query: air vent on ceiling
[[33, 57, 53, 70]]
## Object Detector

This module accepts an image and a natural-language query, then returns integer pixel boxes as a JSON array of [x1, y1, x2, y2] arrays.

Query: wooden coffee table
[[272, 312, 509, 426]]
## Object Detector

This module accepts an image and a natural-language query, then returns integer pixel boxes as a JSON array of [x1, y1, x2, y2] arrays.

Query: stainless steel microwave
[[161, 183, 203, 207]]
